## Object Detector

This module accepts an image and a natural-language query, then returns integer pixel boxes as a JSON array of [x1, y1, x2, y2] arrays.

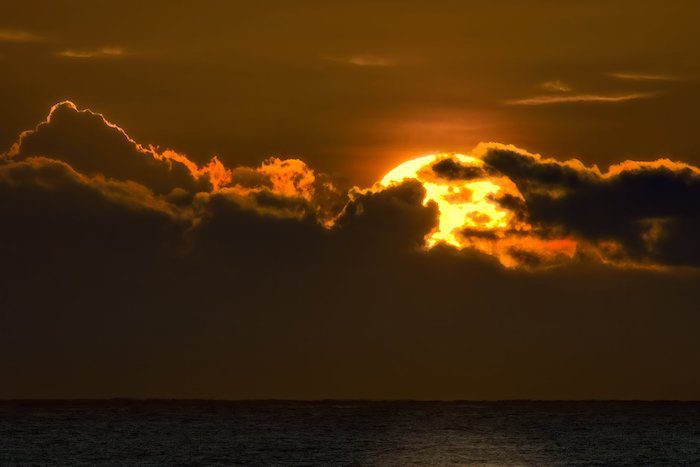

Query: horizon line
[[2, 398, 699, 403]]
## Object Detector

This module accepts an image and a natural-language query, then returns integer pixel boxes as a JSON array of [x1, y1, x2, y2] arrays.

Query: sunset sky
[[2, 1, 700, 400]]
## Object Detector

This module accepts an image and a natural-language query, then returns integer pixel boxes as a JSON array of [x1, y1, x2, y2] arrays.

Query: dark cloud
[[5, 101, 214, 195], [478, 143, 700, 267], [5, 103, 700, 271], [430, 158, 489, 180], [3, 101, 345, 223], [0, 156, 183, 220], [477, 145, 595, 192], [333, 180, 438, 251], [220, 157, 346, 222]]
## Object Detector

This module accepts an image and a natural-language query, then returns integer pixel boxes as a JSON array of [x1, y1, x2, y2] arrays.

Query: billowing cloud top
[[2, 102, 700, 270], [4, 101, 344, 222]]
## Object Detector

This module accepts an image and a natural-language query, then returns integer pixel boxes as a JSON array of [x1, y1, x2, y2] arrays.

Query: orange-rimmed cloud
[[4, 101, 700, 271], [365, 151, 579, 268], [476, 143, 700, 268], [2, 101, 343, 224], [5, 101, 230, 196], [216, 157, 344, 221]]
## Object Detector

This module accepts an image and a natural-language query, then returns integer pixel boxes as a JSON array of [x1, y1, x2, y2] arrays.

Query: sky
[[1, 0, 700, 399]]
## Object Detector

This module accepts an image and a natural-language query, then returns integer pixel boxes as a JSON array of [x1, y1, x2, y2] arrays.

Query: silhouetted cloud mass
[[3, 102, 700, 269], [2, 102, 700, 399], [477, 143, 700, 267]]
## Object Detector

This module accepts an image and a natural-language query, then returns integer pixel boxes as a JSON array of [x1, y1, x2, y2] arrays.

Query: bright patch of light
[[380, 153, 517, 248]]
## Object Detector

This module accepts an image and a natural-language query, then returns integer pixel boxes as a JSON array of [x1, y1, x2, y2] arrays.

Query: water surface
[[2, 401, 699, 465]]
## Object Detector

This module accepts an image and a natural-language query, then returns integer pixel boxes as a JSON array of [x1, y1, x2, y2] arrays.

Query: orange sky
[[1, 1, 700, 186], [3, 1, 700, 400]]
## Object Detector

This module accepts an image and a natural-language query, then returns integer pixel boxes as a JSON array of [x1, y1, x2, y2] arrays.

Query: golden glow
[[379, 152, 577, 267], [380, 153, 518, 247]]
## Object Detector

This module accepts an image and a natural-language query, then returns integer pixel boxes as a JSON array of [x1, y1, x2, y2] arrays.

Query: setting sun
[[379, 153, 523, 248], [3, 2, 700, 463]]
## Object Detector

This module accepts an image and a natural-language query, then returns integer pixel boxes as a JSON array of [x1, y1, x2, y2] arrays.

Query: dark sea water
[[2, 401, 700, 465]]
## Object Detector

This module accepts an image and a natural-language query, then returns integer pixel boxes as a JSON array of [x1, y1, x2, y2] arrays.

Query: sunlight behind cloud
[[376, 152, 578, 267]]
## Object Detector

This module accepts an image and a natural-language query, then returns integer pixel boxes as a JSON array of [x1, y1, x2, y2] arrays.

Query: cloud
[[372, 153, 577, 268], [540, 80, 572, 92], [0, 156, 183, 218], [0, 29, 46, 43], [2, 100, 345, 225], [3, 103, 700, 399], [4, 101, 700, 270], [609, 71, 680, 81], [475, 143, 700, 268], [57, 47, 126, 59], [505, 92, 655, 106], [430, 158, 490, 180], [0, 155, 189, 276], [220, 157, 346, 221], [323, 54, 396, 67], [333, 180, 439, 251], [5, 101, 218, 196]]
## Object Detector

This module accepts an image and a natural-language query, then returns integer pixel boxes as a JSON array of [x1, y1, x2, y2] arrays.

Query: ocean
[[1, 401, 699, 465]]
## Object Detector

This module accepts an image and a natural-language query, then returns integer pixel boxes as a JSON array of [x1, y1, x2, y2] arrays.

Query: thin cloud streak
[[58, 47, 126, 59], [609, 71, 680, 81], [323, 54, 396, 67], [540, 80, 572, 92], [505, 92, 656, 106], [0, 29, 46, 43]]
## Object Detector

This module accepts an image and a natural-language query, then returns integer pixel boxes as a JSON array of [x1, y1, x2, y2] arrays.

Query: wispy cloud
[[323, 54, 396, 67], [505, 92, 656, 106], [58, 47, 125, 59], [0, 29, 46, 43], [609, 71, 680, 81], [540, 80, 572, 92]]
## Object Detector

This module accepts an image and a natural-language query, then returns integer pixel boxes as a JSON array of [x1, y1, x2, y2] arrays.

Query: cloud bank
[[475, 143, 700, 268], [2, 102, 700, 399], [3, 101, 700, 270]]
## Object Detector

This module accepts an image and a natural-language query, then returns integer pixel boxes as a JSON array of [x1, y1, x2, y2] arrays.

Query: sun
[[376, 152, 578, 267], [379, 153, 525, 249]]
